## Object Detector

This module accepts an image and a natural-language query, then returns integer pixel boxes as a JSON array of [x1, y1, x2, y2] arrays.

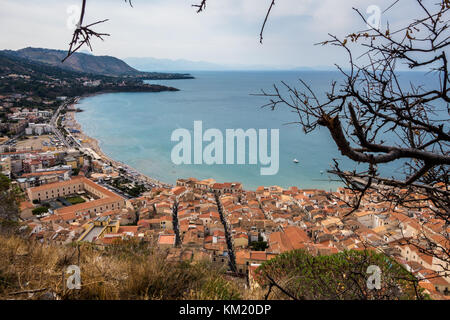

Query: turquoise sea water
[[76, 71, 432, 191]]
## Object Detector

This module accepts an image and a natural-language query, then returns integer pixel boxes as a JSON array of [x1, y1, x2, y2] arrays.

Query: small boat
[[293, 158, 299, 164]]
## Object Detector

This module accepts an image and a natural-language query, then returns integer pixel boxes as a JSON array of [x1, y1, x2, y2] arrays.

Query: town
[[0, 49, 448, 301], [1, 94, 449, 299]]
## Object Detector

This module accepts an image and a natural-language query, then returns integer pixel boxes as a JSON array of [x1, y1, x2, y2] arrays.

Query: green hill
[[0, 47, 193, 79]]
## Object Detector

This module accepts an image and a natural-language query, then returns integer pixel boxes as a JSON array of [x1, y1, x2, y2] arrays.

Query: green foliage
[[0, 173, 11, 192], [256, 249, 426, 300], [128, 184, 146, 197], [32, 207, 48, 215], [66, 196, 86, 205], [250, 241, 268, 251], [110, 178, 147, 197]]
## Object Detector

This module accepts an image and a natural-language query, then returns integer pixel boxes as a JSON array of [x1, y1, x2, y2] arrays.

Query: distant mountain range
[[0, 48, 193, 79], [124, 56, 335, 72]]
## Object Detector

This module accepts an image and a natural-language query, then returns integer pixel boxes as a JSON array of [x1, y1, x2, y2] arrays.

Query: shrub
[[32, 207, 48, 215], [256, 249, 427, 300]]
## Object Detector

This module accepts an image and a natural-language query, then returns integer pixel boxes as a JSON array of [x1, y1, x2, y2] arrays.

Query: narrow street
[[172, 201, 181, 246], [215, 193, 237, 273]]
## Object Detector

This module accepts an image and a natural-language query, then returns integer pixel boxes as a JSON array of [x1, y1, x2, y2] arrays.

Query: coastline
[[65, 95, 173, 189]]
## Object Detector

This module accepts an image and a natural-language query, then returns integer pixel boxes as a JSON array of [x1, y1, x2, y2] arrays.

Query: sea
[[75, 71, 437, 191]]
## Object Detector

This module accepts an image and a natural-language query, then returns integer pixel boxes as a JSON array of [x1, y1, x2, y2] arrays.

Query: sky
[[0, 0, 426, 68]]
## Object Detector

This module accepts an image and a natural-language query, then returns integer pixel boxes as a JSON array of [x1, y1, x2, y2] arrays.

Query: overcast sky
[[0, 0, 424, 68]]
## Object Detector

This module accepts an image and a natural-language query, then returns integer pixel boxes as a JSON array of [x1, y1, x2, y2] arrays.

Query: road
[[51, 98, 165, 197], [0, 100, 71, 147], [1, 99, 72, 148], [49, 100, 72, 149]]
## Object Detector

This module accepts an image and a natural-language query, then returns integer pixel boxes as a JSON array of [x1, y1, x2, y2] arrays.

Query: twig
[[9, 288, 47, 296]]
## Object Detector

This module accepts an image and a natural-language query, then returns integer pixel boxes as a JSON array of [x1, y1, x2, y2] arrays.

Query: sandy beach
[[63, 98, 172, 189]]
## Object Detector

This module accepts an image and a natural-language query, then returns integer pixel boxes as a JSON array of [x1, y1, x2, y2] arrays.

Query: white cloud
[[0, 0, 423, 68]]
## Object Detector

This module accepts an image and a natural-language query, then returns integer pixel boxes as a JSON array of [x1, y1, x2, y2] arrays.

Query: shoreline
[[65, 93, 340, 192], [64, 95, 173, 189]]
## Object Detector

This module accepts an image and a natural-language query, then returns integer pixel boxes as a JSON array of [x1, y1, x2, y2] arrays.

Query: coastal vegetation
[[2, 47, 193, 79], [0, 50, 182, 112], [256, 249, 427, 300]]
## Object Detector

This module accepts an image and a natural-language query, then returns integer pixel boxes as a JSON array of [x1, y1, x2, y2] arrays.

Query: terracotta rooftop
[[158, 234, 176, 245]]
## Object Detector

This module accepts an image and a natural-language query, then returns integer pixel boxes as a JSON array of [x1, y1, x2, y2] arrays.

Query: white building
[[25, 123, 53, 136]]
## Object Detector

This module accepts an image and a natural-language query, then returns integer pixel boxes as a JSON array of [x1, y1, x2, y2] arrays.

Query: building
[[17, 169, 71, 189], [64, 156, 78, 169], [158, 234, 176, 249], [0, 157, 11, 177], [25, 123, 53, 136], [27, 176, 126, 216]]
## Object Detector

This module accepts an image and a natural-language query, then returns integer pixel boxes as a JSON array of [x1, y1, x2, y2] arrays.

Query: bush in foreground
[[0, 234, 243, 300], [256, 249, 427, 300]]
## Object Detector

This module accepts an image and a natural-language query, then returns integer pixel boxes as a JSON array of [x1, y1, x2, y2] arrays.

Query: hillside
[[0, 51, 179, 102], [1, 48, 193, 79], [0, 231, 248, 300], [0, 50, 89, 79]]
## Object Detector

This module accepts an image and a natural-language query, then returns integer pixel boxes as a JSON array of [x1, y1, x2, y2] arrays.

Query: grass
[[66, 196, 86, 205]]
